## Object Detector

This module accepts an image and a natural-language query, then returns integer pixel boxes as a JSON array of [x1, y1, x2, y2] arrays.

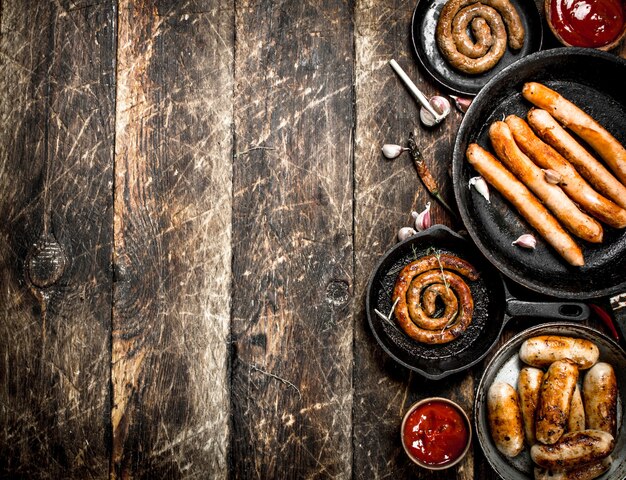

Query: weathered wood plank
[[0, 1, 115, 477], [353, 0, 478, 478], [230, 1, 355, 477], [112, 1, 233, 477]]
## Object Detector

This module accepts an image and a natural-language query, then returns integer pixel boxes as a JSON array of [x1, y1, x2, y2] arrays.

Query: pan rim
[[452, 47, 626, 299]]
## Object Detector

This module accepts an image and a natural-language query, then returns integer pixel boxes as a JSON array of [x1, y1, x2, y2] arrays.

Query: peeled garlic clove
[[450, 95, 472, 114], [469, 176, 490, 203], [542, 169, 563, 185], [397, 226, 417, 242], [382, 144, 407, 159], [420, 96, 451, 127], [512, 234, 537, 249], [413, 202, 432, 231]]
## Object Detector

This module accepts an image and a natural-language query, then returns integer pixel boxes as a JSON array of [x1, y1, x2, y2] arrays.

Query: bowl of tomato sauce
[[545, 0, 626, 50], [401, 397, 472, 470]]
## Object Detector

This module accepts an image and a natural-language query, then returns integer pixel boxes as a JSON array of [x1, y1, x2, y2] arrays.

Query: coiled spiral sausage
[[392, 254, 479, 344]]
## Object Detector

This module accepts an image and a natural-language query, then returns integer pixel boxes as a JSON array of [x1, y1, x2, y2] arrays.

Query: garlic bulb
[[397, 227, 417, 242], [512, 234, 537, 249], [420, 96, 451, 127], [382, 144, 407, 159], [469, 176, 490, 203], [412, 202, 432, 231], [450, 95, 472, 114]]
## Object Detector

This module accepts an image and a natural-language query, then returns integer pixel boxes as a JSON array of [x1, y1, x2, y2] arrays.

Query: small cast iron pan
[[411, 0, 542, 96], [365, 225, 589, 380], [453, 48, 626, 299], [475, 323, 626, 480]]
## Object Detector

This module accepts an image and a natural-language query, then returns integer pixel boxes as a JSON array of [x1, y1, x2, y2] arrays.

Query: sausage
[[534, 456, 612, 480], [536, 359, 579, 445], [466, 144, 584, 266], [530, 430, 614, 470], [406, 270, 469, 330], [437, 2, 507, 74], [527, 108, 626, 210], [583, 362, 618, 437], [421, 283, 458, 317], [519, 336, 599, 369], [505, 115, 626, 229], [518, 367, 543, 445], [392, 254, 478, 344], [489, 121, 603, 243], [568, 385, 585, 433], [487, 382, 525, 457], [452, 5, 494, 58], [523, 82, 626, 186]]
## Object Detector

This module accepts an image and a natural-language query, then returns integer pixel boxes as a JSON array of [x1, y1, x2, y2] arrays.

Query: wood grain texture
[[0, 1, 115, 478], [112, 1, 233, 477], [353, 0, 476, 478], [230, 1, 354, 478]]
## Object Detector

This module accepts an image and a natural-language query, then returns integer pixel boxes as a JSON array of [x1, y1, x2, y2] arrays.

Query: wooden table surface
[[1, 1, 625, 478]]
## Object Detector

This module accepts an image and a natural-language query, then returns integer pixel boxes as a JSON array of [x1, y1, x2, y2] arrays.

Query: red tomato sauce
[[402, 400, 469, 466], [550, 0, 625, 48]]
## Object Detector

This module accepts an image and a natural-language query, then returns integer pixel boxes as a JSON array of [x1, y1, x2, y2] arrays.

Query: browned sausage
[[452, 5, 494, 58], [583, 362, 618, 437], [519, 336, 599, 369], [523, 82, 626, 185], [527, 109, 626, 210], [437, 2, 507, 74], [536, 359, 579, 445], [531, 430, 614, 470], [518, 366, 543, 445], [489, 121, 603, 243], [568, 386, 585, 433], [505, 115, 626, 228], [392, 254, 478, 344], [487, 382, 525, 457], [534, 456, 612, 480], [420, 283, 458, 318], [466, 144, 584, 266]]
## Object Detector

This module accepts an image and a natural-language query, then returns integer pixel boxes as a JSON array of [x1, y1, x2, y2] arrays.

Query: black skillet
[[410, 0, 542, 96], [452, 48, 626, 299], [365, 225, 589, 380]]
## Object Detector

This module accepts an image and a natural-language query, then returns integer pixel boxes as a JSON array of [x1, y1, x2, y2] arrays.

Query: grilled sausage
[[583, 362, 618, 437], [527, 109, 626, 210], [523, 82, 626, 185], [487, 382, 525, 457], [568, 385, 585, 433], [530, 430, 614, 470], [505, 114, 626, 228], [466, 144, 584, 266], [519, 336, 599, 370], [518, 367, 543, 445], [437, 2, 507, 74], [392, 254, 478, 344], [536, 359, 579, 445], [534, 456, 612, 480], [452, 5, 495, 58], [489, 121, 603, 243]]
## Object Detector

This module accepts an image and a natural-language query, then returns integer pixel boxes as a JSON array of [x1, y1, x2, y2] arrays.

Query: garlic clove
[[382, 144, 407, 159], [469, 176, 490, 203], [450, 95, 472, 114], [542, 169, 563, 185], [512, 234, 537, 249], [420, 96, 451, 127], [413, 202, 432, 231], [397, 226, 417, 242]]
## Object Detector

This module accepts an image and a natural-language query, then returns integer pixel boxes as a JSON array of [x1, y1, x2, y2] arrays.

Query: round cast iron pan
[[365, 225, 589, 380], [475, 323, 626, 480], [453, 48, 626, 299], [411, 0, 542, 96]]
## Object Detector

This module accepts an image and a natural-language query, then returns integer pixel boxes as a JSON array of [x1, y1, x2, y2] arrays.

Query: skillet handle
[[505, 299, 589, 322]]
